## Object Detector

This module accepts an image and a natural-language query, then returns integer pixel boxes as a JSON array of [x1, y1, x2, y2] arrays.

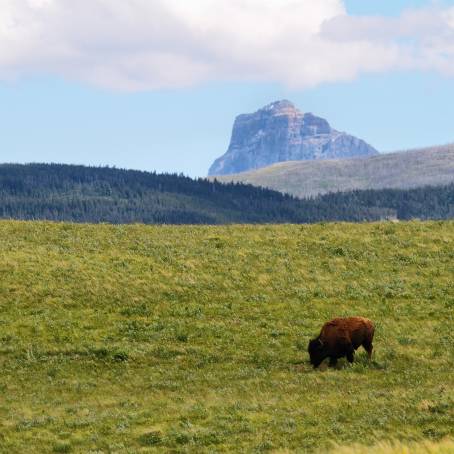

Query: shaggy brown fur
[[308, 317, 375, 368]]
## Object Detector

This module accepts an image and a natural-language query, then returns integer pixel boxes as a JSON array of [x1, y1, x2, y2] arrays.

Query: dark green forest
[[0, 163, 453, 224]]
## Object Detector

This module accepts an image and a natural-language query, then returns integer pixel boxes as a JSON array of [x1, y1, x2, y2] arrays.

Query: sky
[[1, 0, 454, 177]]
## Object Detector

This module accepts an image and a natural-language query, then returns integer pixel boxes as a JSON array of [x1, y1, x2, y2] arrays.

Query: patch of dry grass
[[328, 439, 454, 454]]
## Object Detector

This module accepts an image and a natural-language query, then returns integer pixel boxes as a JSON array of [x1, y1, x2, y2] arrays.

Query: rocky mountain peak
[[264, 99, 297, 111], [208, 100, 378, 176]]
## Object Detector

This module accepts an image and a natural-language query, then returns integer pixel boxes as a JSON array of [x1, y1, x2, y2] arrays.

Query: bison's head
[[308, 338, 326, 368]]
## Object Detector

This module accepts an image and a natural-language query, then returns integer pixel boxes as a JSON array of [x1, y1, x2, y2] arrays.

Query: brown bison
[[308, 317, 375, 368]]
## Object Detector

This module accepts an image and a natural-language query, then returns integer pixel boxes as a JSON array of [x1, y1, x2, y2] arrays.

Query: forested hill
[[0, 164, 307, 224], [0, 163, 453, 224]]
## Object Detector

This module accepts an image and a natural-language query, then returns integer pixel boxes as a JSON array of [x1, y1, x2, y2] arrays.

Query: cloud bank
[[1, 0, 454, 90]]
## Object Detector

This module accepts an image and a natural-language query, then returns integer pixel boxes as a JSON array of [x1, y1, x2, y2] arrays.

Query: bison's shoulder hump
[[324, 318, 345, 328]]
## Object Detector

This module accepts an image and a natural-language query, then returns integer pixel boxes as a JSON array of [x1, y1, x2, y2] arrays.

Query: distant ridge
[[213, 144, 454, 198], [209, 100, 378, 176]]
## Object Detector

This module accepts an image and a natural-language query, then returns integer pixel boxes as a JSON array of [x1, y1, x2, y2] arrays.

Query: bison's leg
[[328, 357, 338, 367], [363, 341, 373, 360], [341, 341, 355, 364]]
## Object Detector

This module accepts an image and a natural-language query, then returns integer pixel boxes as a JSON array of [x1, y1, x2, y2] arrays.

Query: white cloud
[[322, 6, 454, 75], [0, 0, 454, 91]]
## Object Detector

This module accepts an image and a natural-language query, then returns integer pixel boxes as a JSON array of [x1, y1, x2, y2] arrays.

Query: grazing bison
[[308, 317, 375, 368]]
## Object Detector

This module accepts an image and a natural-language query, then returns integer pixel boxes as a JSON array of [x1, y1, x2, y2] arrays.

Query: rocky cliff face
[[209, 100, 378, 176]]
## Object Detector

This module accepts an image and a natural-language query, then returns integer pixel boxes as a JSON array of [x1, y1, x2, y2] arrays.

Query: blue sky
[[1, 0, 454, 177], [345, 0, 432, 15]]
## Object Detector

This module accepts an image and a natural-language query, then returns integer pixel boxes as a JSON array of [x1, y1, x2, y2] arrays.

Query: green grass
[[0, 220, 453, 453]]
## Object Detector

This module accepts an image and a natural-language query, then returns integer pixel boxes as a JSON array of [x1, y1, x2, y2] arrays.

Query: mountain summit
[[208, 100, 378, 176]]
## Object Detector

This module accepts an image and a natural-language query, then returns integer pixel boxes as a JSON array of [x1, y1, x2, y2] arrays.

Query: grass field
[[0, 220, 453, 453]]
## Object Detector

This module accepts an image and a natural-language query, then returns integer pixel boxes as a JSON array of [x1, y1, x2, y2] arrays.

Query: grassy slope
[[214, 145, 454, 198], [0, 221, 453, 453]]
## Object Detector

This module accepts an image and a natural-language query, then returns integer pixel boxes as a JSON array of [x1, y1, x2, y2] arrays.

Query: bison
[[308, 317, 375, 368]]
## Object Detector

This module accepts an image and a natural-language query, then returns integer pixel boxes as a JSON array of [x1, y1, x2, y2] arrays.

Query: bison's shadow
[[291, 353, 384, 372], [332, 354, 385, 371]]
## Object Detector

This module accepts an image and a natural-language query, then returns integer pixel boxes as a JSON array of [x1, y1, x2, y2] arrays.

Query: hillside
[[208, 100, 377, 176], [214, 144, 454, 198], [0, 221, 453, 452], [0, 163, 314, 224], [1, 163, 454, 224]]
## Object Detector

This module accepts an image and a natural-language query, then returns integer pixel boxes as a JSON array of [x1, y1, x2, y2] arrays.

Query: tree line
[[0, 163, 452, 224]]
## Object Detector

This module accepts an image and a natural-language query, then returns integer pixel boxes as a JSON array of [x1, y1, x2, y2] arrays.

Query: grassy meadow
[[0, 220, 453, 453]]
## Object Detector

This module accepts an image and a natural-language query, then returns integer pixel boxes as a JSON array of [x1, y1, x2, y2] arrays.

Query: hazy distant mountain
[[214, 144, 454, 198], [208, 100, 378, 176]]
